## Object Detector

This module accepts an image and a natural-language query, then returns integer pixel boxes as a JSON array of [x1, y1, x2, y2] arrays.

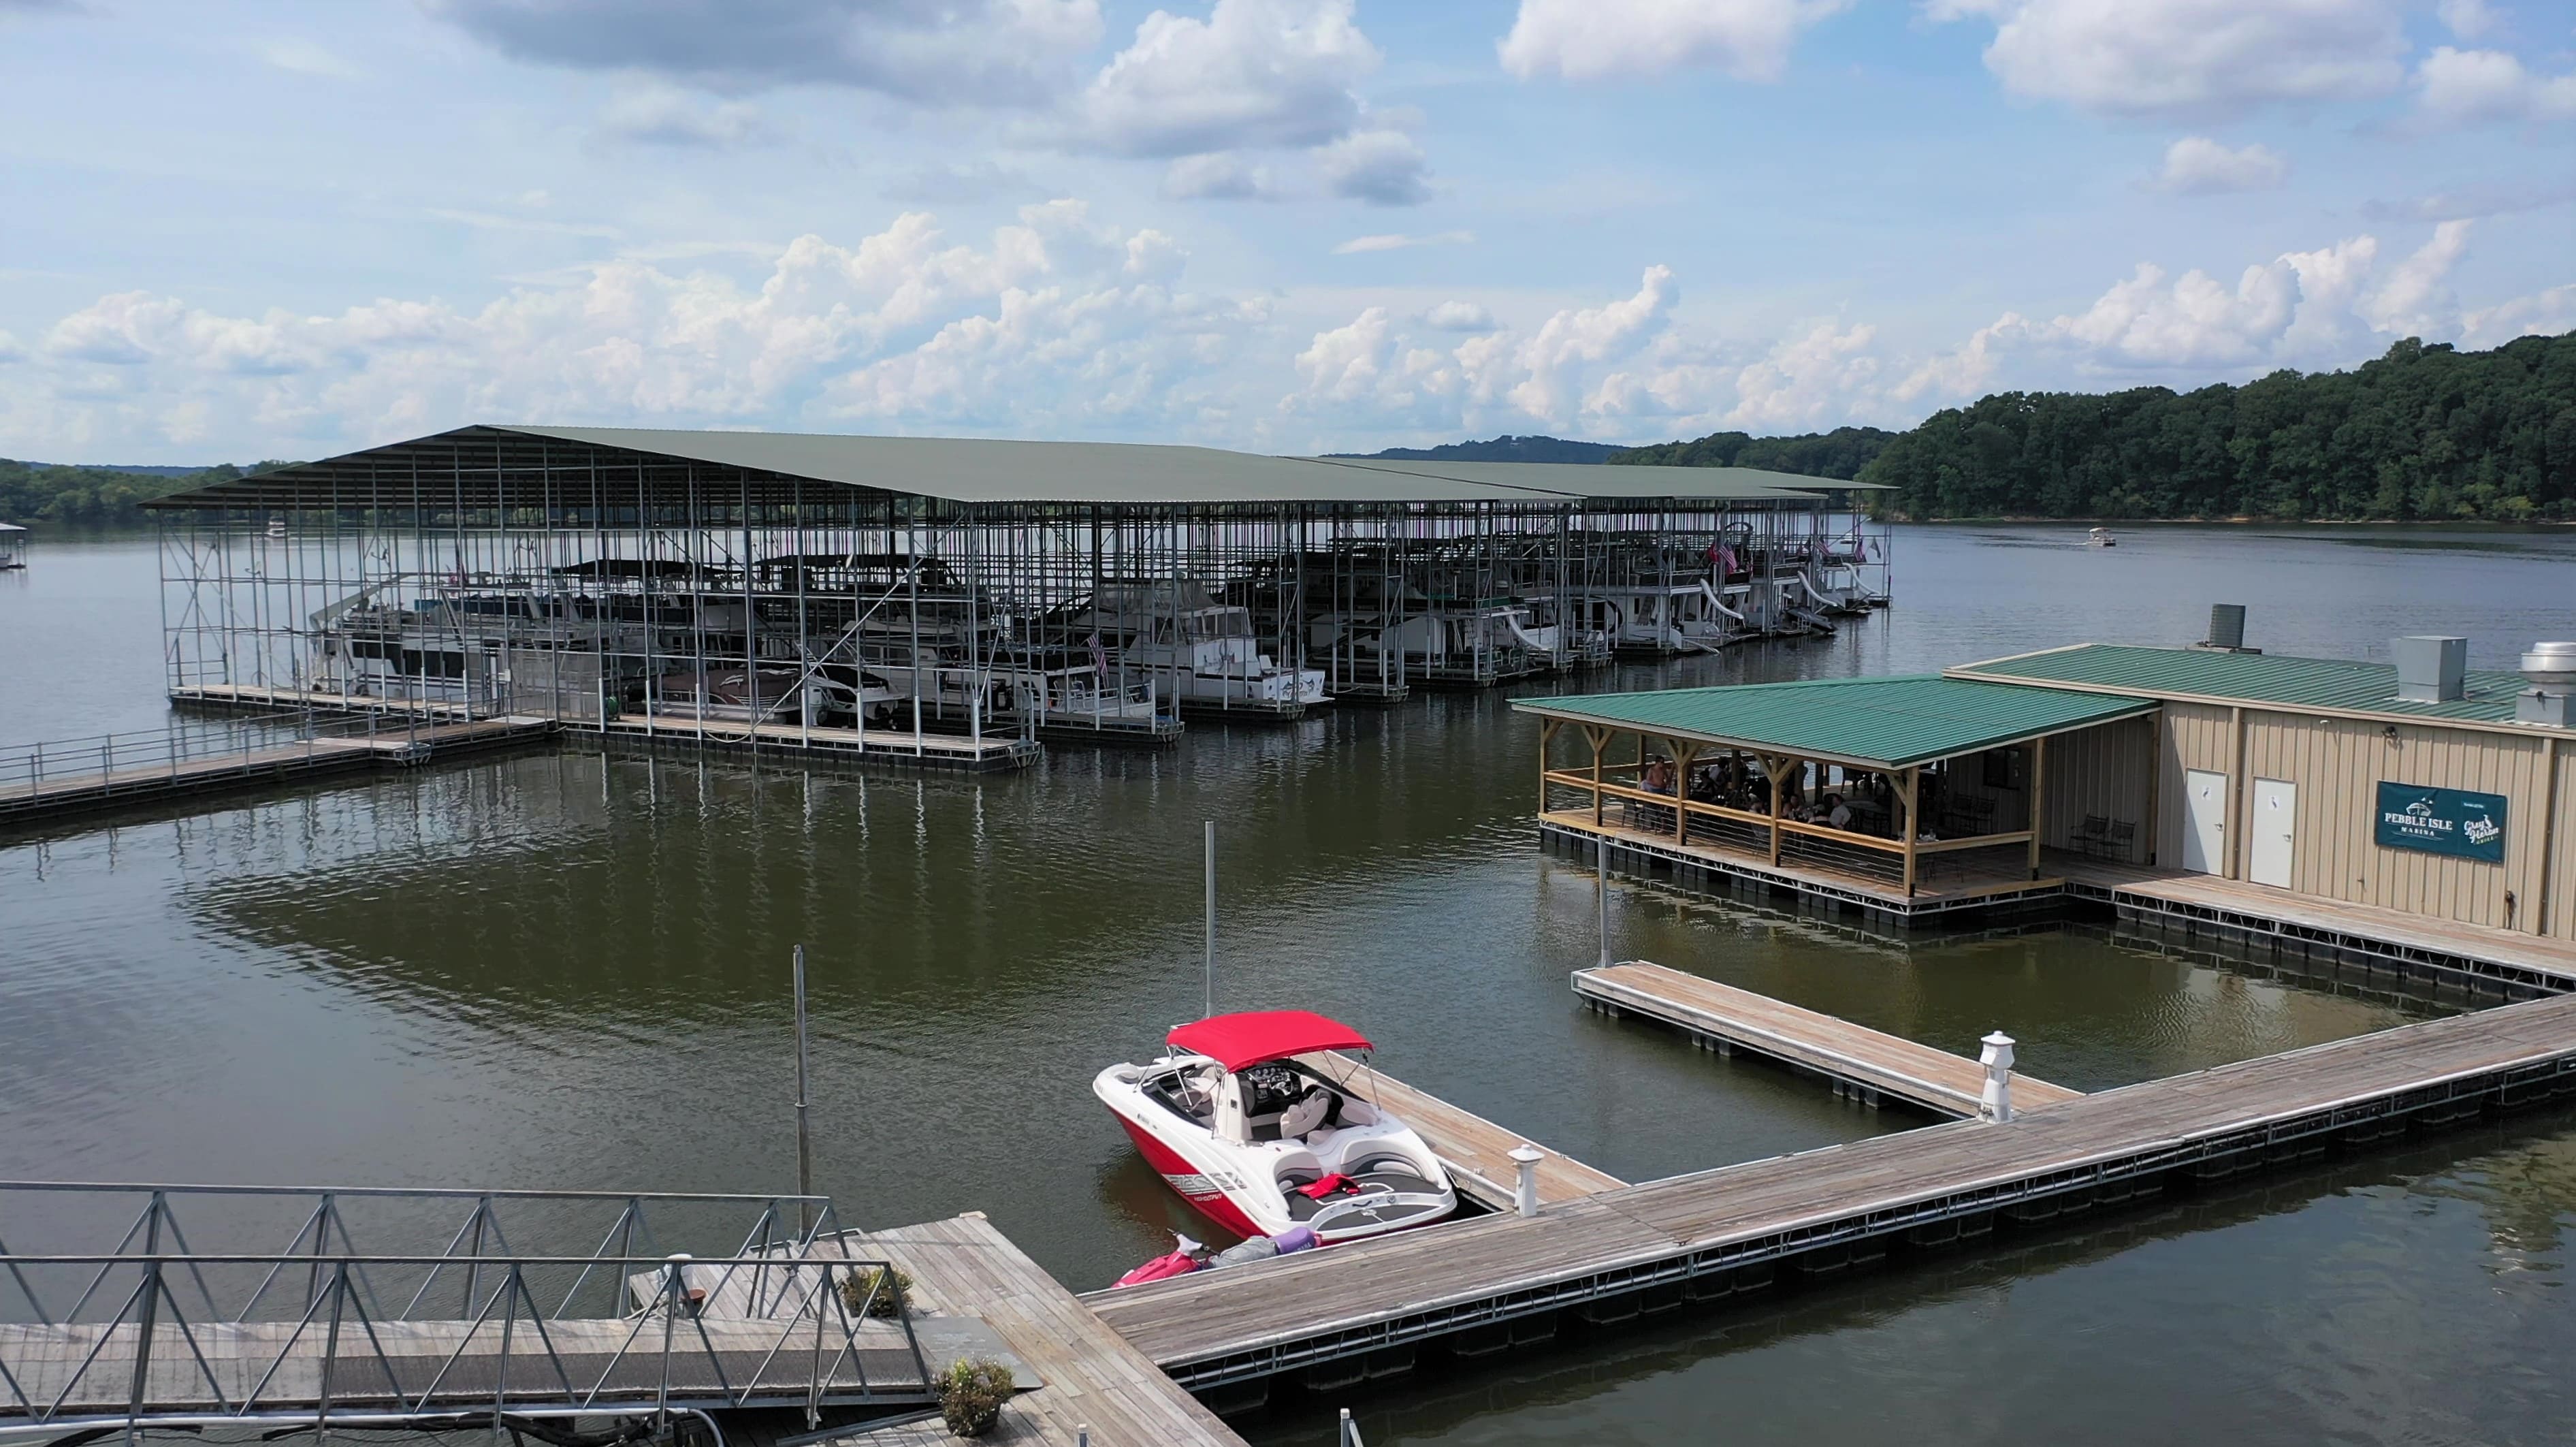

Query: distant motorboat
[[2086, 527, 2119, 548]]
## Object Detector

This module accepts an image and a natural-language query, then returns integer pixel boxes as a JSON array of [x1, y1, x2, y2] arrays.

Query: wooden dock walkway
[[0, 716, 552, 829], [1572, 961, 2082, 1118], [592, 713, 1040, 772], [1086, 989, 2576, 1389], [1296, 1051, 1625, 1210], [839, 1215, 1246, 1447]]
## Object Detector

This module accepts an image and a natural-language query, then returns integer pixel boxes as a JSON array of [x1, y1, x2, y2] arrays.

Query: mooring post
[[1978, 1032, 2016, 1122], [1509, 1143, 1544, 1218]]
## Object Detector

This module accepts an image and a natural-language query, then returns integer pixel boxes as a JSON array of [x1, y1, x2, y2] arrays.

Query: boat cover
[[1168, 1010, 1372, 1072]]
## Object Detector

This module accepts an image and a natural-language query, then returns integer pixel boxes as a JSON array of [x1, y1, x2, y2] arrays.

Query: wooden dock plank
[[1088, 990, 2576, 1371], [1573, 961, 2081, 1117], [841, 1215, 1244, 1447], [1293, 1052, 1625, 1208]]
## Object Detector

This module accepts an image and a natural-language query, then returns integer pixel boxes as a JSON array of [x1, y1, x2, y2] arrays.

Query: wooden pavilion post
[[2028, 735, 2047, 879], [1539, 718, 1561, 813], [1766, 754, 1786, 865], [1585, 724, 1609, 829], [1670, 739, 1700, 844], [1901, 766, 1920, 897]]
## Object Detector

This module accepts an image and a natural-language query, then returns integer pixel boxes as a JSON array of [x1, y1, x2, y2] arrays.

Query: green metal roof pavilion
[[1511, 674, 2159, 770]]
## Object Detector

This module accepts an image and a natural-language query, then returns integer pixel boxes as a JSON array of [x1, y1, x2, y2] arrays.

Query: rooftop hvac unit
[[2189, 603, 2257, 654], [2392, 635, 2467, 703]]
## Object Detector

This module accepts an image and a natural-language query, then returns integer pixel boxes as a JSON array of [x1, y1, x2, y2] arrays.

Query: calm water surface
[[2, 522, 2573, 1444]]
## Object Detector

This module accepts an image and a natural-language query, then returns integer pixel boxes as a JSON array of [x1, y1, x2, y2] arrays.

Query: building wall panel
[[2040, 716, 2153, 863], [2237, 710, 2549, 933]]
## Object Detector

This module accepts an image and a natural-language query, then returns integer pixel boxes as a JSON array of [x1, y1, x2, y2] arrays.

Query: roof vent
[[2189, 603, 2259, 654], [2517, 641, 2576, 728], [2392, 635, 2466, 703]]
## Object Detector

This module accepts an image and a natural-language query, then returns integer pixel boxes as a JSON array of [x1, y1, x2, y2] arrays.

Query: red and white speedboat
[[1095, 1011, 1458, 1244]]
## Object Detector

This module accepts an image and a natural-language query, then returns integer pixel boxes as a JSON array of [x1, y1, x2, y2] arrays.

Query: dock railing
[[0, 710, 410, 804], [0, 1183, 931, 1439]]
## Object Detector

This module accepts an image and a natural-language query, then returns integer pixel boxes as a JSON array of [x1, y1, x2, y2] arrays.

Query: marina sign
[[2374, 783, 2507, 863]]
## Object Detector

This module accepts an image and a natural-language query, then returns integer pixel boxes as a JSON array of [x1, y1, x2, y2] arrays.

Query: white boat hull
[[1094, 1056, 1456, 1243]]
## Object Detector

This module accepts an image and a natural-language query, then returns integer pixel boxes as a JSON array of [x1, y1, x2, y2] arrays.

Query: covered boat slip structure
[[1518, 639, 2576, 989], [144, 426, 1886, 767]]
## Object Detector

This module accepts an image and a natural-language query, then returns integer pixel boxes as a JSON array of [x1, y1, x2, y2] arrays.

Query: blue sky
[[1, 0, 2569, 462]]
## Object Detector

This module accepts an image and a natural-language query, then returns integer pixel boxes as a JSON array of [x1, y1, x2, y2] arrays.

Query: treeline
[[1611, 425, 1896, 480], [0, 460, 293, 527], [1613, 333, 2576, 521]]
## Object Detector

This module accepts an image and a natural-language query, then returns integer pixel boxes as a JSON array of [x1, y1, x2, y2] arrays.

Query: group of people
[[1635, 754, 1901, 838]]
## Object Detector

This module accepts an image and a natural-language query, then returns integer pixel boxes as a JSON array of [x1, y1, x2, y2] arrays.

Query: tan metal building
[[1950, 642, 2576, 940]]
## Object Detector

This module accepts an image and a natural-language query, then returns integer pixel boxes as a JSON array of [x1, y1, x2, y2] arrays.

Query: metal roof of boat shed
[[1950, 643, 2551, 730], [1512, 675, 2159, 769], [148, 424, 1853, 510]]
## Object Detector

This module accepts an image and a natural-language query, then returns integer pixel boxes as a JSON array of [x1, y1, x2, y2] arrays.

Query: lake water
[[2, 522, 2573, 1444]]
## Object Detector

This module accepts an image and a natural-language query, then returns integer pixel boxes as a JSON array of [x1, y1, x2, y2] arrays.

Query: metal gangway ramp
[[0, 1183, 1003, 1443]]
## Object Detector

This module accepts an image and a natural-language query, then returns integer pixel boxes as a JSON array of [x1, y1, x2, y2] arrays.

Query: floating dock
[[835, 1214, 1246, 1447], [2061, 857, 2576, 1000], [1572, 961, 2083, 1117], [1087, 989, 2576, 1392], [1297, 1051, 1625, 1211], [0, 716, 551, 830]]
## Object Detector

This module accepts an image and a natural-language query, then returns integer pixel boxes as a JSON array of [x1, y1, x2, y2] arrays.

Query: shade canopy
[[1168, 1010, 1372, 1072], [1512, 674, 2158, 770]]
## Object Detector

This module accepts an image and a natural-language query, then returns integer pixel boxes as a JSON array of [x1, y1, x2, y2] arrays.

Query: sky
[[0, 0, 2570, 464]]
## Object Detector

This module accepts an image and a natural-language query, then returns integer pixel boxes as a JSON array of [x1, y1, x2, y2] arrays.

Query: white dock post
[[1509, 1143, 1545, 1218], [1978, 1032, 2016, 1122]]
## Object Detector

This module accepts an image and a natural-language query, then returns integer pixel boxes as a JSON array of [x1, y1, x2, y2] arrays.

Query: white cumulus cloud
[[1317, 129, 1434, 206], [1498, 0, 1848, 83], [2154, 136, 2289, 193], [1072, 0, 1378, 157], [1161, 153, 1283, 201], [2414, 47, 2576, 125], [2, 202, 1267, 455], [1929, 0, 2408, 117]]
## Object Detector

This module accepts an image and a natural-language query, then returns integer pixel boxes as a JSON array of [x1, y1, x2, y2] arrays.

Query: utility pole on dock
[[792, 944, 814, 1232]]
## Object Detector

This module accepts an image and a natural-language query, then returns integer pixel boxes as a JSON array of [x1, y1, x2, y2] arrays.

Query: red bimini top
[[1168, 1010, 1372, 1073]]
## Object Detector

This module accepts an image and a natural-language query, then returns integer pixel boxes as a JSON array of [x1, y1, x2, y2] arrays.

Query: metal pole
[[1203, 820, 1216, 1021], [792, 944, 814, 1232]]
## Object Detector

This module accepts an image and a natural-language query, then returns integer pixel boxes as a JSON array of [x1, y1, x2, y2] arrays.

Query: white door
[[2181, 768, 2227, 874], [2249, 777, 2296, 888]]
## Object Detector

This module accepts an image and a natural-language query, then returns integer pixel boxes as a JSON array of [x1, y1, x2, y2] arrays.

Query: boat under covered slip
[[1095, 1010, 1458, 1244]]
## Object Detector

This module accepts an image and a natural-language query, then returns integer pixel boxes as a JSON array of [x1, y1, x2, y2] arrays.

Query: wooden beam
[[1902, 766, 1920, 897], [1670, 739, 1701, 844], [1539, 717, 1561, 814], [1584, 724, 1610, 829], [1766, 753, 1786, 865], [2028, 735, 2047, 879]]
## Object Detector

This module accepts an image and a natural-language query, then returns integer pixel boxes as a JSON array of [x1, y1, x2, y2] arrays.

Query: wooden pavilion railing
[[1541, 765, 2041, 897]]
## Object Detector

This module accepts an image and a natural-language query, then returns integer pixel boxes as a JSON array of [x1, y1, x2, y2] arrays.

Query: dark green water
[[3, 524, 2573, 1443]]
